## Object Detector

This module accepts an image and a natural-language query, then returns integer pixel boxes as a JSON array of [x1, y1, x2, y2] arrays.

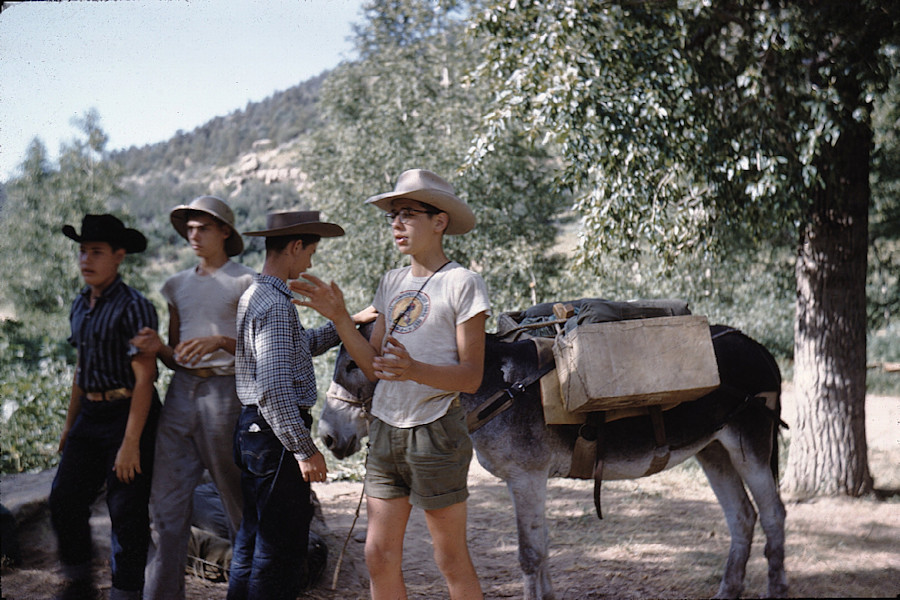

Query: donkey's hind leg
[[505, 470, 554, 600], [696, 441, 757, 599], [717, 427, 788, 598]]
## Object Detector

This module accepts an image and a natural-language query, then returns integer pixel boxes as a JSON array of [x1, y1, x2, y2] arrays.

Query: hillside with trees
[[111, 72, 326, 175]]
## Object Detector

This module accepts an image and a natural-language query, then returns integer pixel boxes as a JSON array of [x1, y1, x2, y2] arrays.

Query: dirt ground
[[2, 387, 897, 599]]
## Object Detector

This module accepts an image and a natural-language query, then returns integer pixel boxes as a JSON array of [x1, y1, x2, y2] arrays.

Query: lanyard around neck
[[387, 260, 452, 337]]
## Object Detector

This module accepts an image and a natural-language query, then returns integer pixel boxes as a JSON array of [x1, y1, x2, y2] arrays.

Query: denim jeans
[[50, 393, 160, 593], [227, 405, 313, 600]]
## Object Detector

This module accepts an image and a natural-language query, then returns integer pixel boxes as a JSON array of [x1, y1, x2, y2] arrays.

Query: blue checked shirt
[[235, 274, 340, 460]]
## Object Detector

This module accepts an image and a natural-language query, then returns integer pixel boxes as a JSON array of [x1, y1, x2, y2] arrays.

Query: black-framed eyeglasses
[[383, 208, 438, 225]]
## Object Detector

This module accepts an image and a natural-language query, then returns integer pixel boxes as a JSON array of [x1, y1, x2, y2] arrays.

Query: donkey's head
[[320, 322, 376, 459]]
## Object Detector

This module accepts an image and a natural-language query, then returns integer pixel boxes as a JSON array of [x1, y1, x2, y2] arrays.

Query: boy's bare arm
[[59, 356, 84, 453], [298, 451, 328, 483], [131, 303, 180, 369], [113, 351, 155, 483], [131, 305, 234, 366]]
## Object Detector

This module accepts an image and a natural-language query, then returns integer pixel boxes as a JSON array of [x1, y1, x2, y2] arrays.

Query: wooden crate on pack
[[552, 315, 720, 413]]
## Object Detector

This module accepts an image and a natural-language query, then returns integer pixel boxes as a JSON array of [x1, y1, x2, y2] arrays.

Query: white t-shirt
[[371, 262, 491, 428], [161, 260, 255, 370]]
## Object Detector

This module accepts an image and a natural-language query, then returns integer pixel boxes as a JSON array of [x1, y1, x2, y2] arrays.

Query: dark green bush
[[1, 359, 71, 473], [1, 320, 74, 473]]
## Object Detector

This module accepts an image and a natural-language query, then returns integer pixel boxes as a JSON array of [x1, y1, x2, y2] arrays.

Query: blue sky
[[0, 0, 364, 181]]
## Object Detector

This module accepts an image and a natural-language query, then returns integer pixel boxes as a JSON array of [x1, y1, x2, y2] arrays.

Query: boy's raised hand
[[290, 273, 348, 322]]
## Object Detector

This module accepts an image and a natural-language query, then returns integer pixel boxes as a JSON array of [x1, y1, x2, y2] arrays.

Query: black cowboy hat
[[62, 214, 147, 254]]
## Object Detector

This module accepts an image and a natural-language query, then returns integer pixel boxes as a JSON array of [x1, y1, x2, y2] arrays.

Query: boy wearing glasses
[[293, 169, 490, 600]]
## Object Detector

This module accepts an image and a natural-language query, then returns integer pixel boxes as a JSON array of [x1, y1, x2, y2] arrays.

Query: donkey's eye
[[345, 361, 358, 373]]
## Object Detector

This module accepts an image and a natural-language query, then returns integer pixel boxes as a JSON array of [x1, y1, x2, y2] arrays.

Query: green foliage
[[869, 48, 900, 329], [468, 0, 898, 267], [0, 111, 149, 339], [469, 1, 709, 265], [0, 359, 71, 473], [0, 319, 75, 473], [303, 0, 565, 313], [0, 138, 86, 330]]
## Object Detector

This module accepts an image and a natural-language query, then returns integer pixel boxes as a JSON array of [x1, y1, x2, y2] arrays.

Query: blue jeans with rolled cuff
[[49, 392, 160, 594], [227, 405, 314, 600]]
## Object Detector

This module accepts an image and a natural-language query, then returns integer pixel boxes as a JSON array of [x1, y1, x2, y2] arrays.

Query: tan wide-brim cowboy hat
[[170, 195, 244, 256], [243, 210, 345, 238], [62, 214, 147, 254], [365, 168, 475, 235]]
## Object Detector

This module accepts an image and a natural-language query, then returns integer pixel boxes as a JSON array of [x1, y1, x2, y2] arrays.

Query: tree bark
[[783, 118, 874, 499]]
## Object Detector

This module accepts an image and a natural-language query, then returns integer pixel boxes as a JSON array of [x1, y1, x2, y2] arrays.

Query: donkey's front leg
[[505, 470, 554, 600]]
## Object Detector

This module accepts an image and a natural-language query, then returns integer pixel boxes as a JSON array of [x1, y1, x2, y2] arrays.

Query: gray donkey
[[319, 317, 788, 600]]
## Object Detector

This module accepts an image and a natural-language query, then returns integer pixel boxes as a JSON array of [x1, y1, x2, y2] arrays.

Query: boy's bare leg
[[365, 496, 413, 600], [425, 501, 483, 600]]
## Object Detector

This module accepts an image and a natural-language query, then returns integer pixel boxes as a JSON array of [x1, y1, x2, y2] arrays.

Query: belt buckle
[[88, 387, 131, 402], [108, 388, 128, 401]]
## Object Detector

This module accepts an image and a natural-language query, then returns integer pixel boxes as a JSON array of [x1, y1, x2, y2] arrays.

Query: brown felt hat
[[243, 211, 345, 238], [170, 196, 244, 256]]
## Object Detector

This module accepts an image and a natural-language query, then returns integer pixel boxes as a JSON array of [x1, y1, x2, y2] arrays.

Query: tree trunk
[[783, 119, 874, 499]]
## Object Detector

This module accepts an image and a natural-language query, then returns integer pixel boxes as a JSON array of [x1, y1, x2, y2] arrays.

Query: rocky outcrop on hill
[[222, 147, 311, 196]]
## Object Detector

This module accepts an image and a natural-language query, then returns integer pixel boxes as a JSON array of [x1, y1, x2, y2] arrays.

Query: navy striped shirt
[[69, 276, 159, 392]]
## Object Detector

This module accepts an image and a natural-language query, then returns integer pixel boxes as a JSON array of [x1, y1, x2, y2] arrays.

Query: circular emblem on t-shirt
[[388, 291, 430, 334]]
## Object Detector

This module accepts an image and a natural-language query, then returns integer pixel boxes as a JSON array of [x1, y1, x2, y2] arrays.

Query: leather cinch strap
[[467, 360, 555, 433]]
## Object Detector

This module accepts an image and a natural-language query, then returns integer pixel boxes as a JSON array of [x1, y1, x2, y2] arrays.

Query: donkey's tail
[[770, 389, 783, 483]]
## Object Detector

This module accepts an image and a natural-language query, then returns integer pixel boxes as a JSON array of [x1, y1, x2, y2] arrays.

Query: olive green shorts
[[364, 401, 473, 511]]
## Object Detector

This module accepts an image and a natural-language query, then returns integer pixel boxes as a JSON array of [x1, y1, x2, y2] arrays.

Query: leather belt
[[242, 404, 310, 419], [85, 388, 132, 402], [179, 367, 233, 378]]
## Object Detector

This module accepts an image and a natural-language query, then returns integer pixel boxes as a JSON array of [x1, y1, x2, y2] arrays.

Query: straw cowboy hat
[[365, 169, 475, 235], [170, 195, 244, 256], [243, 210, 345, 238], [62, 214, 147, 254]]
